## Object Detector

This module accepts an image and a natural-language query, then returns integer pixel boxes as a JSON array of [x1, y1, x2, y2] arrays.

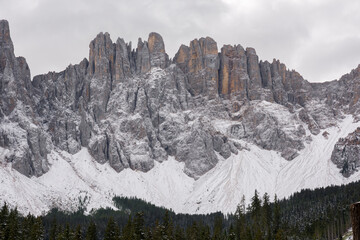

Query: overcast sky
[[1, 0, 359, 82]]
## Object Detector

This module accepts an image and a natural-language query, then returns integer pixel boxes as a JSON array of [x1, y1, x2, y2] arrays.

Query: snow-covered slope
[[1, 114, 359, 215]]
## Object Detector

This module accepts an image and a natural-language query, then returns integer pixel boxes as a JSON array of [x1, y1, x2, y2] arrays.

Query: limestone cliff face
[[114, 38, 132, 82], [0, 20, 33, 116], [0, 20, 51, 177], [217, 44, 311, 106], [136, 33, 169, 74], [148, 32, 168, 69], [174, 37, 219, 99], [219, 45, 248, 100], [2, 19, 360, 179], [136, 38, 151, 74], [268, 59, 313, 107], [246, 48, 262, 100]]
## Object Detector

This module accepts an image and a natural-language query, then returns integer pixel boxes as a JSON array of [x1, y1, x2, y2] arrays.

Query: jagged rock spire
[[174, 37, 219, 99], [0, 20, 49, 178], [0, 20, 14, 51], [0, 19, 15, 72], [148, 32, 168, 69]]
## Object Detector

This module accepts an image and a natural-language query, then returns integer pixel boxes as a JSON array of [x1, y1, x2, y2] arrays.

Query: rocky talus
[[1, 19, 360, 178]]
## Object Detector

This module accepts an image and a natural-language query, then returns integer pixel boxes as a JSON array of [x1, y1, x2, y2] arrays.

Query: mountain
[[1, 19, 360, 215]]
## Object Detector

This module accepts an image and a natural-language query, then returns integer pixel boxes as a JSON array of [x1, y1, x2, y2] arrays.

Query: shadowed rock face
[[331, 128, 360, 177], [0, 20, 33, 116], [0, 20, 51, 177], [246, 47, 262, 100], [0, 20, 14, 73], [1, 19, 360, 179]]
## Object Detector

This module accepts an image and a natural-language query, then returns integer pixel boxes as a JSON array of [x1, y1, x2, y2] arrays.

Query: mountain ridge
[[1, 19, 360, 214]]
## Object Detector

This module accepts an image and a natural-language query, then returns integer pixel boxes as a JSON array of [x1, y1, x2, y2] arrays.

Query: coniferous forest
[[1, 180, 360, 240]]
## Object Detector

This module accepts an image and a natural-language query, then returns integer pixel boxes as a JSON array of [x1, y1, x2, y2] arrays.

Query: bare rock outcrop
[[148, 32, 168, 69], [174, 37, 219, 99], [0, 20, 51, 176], [331, 127, 360, 177], [219, 45, 248, 99]]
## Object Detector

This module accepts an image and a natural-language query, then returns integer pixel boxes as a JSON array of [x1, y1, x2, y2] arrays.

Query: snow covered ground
[[343, 228, 353, 240], [1, 115, 360, 216]]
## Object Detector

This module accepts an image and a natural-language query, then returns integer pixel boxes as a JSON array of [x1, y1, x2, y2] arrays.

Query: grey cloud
[[298, 36, 360, 82], [0, 0, 359, 82]]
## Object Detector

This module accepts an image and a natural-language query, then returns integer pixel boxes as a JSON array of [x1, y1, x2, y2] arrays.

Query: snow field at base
[[343, 228, 353, 240], [0, 115, 360, 216]]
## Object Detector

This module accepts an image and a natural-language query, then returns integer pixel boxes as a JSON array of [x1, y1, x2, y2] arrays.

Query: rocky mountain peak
[[0, 20, 50, 177], [173, 36, 219, 98], [88, 32, 114, 78], [148, 32, 168, 69], [339, 64, 360, 83], [0, 19, 15, 73], [0, 20, 13, 49], [0, 19, 33, 115], [2, 19, 360, 182]]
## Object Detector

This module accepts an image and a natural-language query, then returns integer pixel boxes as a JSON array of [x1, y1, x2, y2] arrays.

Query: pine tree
[[245, 226, 252, 240], [253, 226, 262, 240], [273, 194, 281, 237], [63, 223, 71, 240], [250, 190, 261, 219], [262, 193, 272, 240], [274, 229, 286, 240], [104, 217, 120, 240], [30, 217, 44, 240], [234, 195, 246, 240], [145, 227, 152, 240], [49, 217, 57, 240], [121, 216, 133, 240], [163, 210, 174, 239], [152, 220, 165, 240], [72, 225, 82, 240], [114, 224, 121, 240], [7, 208, 20, 240], [212, 215, 223, 240], [22, 214, 35, 240], [186, 221, 198, 240], [56, 225, 64, 240], [249, 190, 262, 240], [174, 225, 185, 240], [0, 203, 9, 240], [199, 222, 211, 240], [228, 224, 236, 240], [133, 212, 146, 240], [86, 220, 97, 240]]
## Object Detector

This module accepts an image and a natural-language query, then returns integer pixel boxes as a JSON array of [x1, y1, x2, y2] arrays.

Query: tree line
[[1, 180, 360, 239]]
